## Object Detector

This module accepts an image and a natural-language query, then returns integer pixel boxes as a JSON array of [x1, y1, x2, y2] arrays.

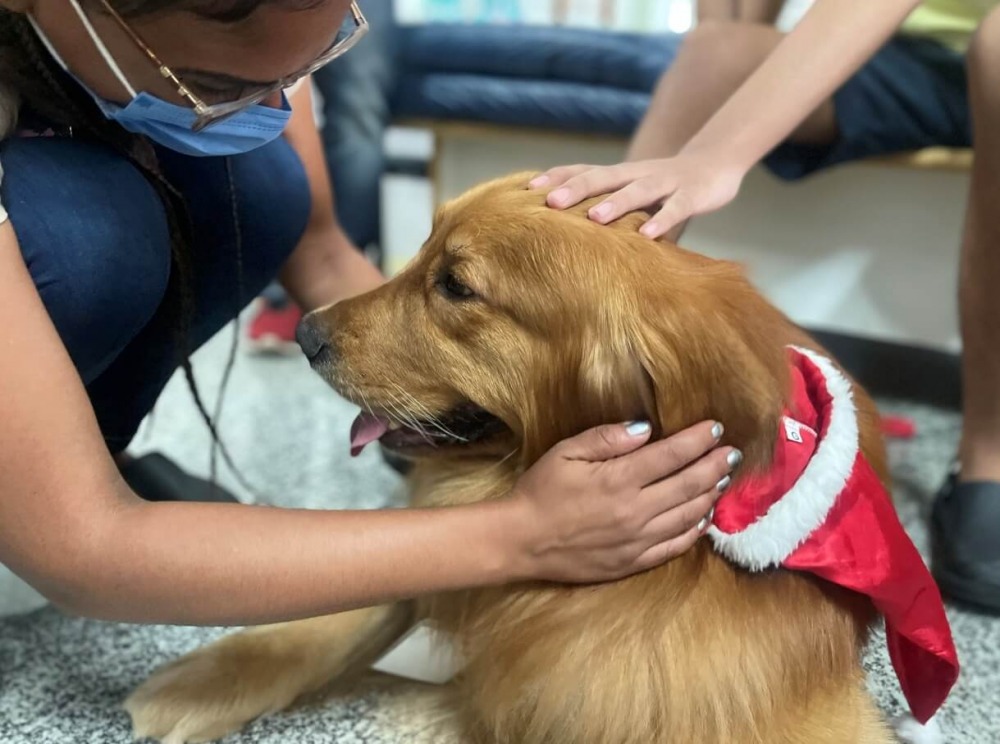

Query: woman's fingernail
[[727, 449, 744, 469], [590, 202, 612, 221], [711, 422, 724, 440], [529, 175, 549, 188], [716, 475, 731, 494], [640, 221, 661, 238], [625, 421, 652, 437], [697, 507, 715, 533], [548, 188, 569, 206]]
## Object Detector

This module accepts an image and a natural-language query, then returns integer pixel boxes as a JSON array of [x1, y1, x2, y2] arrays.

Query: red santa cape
[[708, 346, 959, 724]]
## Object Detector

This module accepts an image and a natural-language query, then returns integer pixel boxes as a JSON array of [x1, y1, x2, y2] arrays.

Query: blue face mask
[[28, 9, 292, 158], [84, 92, 292, 158]]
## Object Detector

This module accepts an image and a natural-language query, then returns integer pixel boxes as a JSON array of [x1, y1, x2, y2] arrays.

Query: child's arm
[[533, 0, 921, 238]]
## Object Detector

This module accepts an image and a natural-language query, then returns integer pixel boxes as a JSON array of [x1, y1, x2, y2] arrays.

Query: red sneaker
[[245, 298, 303, 355]]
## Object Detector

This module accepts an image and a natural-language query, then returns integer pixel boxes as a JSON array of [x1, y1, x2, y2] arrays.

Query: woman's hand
[[529, 151, 747, 240], [507, 420, 741, 583]]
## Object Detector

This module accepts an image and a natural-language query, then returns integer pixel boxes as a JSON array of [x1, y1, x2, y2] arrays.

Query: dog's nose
[[295, 316, 331, 362]]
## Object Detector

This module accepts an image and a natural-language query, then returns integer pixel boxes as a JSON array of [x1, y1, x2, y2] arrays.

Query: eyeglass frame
[[96, 0, 368, 131]]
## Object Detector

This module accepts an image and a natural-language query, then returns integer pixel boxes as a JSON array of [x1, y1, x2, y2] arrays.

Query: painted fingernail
[[590, 202, 612, 221], [529, 175, 549, 188], [711, 422, 724, 440], [640, 221, 661, 238], [727, 449, 744, 469], [697, 507, 715, 533], [548, 188, 570, 206], [625, 421, 652, 437], [716, 475, 731, 494]]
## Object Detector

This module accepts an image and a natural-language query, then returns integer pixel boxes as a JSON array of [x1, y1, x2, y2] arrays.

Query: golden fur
[[126, 173, 895, 744]]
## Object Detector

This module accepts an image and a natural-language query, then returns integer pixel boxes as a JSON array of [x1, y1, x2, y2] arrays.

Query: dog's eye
[[438, 271, 476, 301]]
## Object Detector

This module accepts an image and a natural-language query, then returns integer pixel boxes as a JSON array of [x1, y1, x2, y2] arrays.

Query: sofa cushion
[[400, 23, 679, 91], [394, 73, 656, 135], [393, 24, 680, 135]]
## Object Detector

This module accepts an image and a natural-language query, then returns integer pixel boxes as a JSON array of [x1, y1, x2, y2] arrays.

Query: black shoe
[[120, 453, 241, 504], [931, 471, 1000, 613]]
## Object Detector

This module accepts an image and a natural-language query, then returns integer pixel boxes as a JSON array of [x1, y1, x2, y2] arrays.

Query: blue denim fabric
[[0, 133, 310, 451]]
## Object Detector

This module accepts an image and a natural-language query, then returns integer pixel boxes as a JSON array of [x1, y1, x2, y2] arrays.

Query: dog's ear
[[513, 334, 658, 466], [577, 336, 661, 425], [624, 270, 790, 472]]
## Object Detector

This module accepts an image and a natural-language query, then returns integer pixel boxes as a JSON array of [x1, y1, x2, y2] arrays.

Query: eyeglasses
[[98, 0, 368, 131]]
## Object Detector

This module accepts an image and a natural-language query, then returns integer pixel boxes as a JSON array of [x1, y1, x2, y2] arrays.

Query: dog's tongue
[[350, 412, 391, 457]]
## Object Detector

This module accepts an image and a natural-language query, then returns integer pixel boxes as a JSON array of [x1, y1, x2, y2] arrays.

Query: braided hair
[[0, 1, 316, 494]]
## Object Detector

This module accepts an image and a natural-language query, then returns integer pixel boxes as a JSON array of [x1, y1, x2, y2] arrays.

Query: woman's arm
[[277, 78, 384, 312], [535, 0, 921, 236], [0, 224, 736, 626]]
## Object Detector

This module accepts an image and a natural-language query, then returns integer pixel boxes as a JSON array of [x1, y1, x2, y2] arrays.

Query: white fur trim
[[893, 714, 945, 744], [707, 346, 860, 571]]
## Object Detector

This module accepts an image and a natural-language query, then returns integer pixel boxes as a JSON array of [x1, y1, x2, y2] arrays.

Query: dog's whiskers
[[384, 391, 438, 446], [358, 388, 376, 419], [346, 382, 473, 446], [388, 382, 469, 443]]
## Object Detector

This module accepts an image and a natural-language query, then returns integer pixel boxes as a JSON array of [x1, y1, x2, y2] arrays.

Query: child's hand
[[529, 151, 748, 239]]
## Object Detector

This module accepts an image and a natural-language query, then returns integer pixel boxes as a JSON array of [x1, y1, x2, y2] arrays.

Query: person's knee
[[49, 204, 171, 383], [1, 138, 172, 381]]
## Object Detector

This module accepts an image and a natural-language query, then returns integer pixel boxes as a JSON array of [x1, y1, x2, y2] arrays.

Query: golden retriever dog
[[126, 173, 942, 744]]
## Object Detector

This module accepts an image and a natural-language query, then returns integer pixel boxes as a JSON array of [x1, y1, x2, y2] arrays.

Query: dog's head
[[300, 173, 790, 468]]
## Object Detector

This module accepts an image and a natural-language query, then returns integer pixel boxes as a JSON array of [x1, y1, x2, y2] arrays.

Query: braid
[[0, 11, 257, 496]]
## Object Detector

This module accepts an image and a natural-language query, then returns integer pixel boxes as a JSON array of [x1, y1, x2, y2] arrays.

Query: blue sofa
[[393, 24, 681, 136]]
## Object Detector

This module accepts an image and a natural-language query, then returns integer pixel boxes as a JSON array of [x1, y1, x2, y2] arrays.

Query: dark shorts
[[764, 35, 970, 180]]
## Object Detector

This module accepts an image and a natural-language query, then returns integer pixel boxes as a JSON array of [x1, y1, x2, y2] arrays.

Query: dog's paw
[[124, 636, 304, 744]]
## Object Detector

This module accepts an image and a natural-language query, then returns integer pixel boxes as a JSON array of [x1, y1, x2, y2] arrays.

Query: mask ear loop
[[25, 15, 67, 68], [34, 1, 138, 99]]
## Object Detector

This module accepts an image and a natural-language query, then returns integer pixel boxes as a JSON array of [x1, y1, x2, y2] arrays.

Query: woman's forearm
[[278, 74, 384, 312], [280, 228, 384, 313], [686, 0, 920, 169], [62, 497, 521, 626]]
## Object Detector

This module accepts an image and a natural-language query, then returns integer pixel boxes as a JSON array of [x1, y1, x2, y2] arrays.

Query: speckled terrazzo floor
[[0, 328, 997, 743]]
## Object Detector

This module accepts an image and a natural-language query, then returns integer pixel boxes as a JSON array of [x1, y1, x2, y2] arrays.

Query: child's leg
[[957, 8, 1000, 483], [930, 8, 1000, 612]]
